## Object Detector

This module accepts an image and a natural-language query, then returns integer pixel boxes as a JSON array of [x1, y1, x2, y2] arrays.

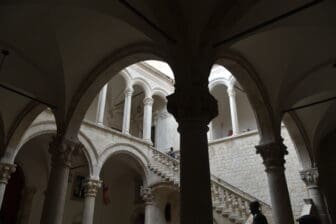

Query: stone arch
[[4, 104, 48, 160], [282, 112, 313, 169], [214, 50, 279, 143], [63, 43, 168, 141], [151, 88, 169, 100], [98, 143, 150, 184], [208, 78, 229, 92], [119, 70, 132, 88], [3, 119, 97, 177], [131, 77, 152, 98]]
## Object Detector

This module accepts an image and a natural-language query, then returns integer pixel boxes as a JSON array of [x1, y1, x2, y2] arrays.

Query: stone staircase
[[148, 147, 272, 224]]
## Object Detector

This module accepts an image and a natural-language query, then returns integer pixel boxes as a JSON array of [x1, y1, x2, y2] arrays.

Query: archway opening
[[97, 153, 146, 224]]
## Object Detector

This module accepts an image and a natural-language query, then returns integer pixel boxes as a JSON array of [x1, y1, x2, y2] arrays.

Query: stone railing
[[148, 146, 272, 224]]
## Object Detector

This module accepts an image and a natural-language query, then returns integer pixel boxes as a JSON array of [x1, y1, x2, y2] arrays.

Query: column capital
[[256, 141, 288, 171], [49, 136, 82, 167], [300, 168, 319, 188], [83, 179, 102, 198], [140, 186, 155, 205], [143, 97, 154, 106], [0, 163, 16, 184], [167, 87, 218, 125], [124, 87, 134, 96], [227, 86, 236, 97]]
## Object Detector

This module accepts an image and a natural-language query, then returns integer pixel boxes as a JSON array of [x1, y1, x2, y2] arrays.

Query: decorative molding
[[0, 163, 16, 184], [143, 97, 154, 106], [83, 179, 102, 198], [140, 186, 155, 205], [49, 137, 83, 167], [300, 168, 319, 188], [256, 141, 288, 171]]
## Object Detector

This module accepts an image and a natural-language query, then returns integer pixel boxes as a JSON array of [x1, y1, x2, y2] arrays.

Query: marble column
[[17, 186, 37, 224], [227, 85, 239, 135], [143, 97, 154, 142], [300, 168, 330, 224], [96, 84, 108, 125], [122, 87, 133, 134], [82, 179, 101, 224], [40, 137, 81, 224], [141, 186, 162, 224], [256, 141, 294, 224], [0, 163, 16, 208], [168, 86, 217, 224]]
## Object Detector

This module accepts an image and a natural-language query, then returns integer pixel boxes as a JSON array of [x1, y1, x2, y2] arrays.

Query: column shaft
[[141, 187, 163, 224], [40, 138, 80, 224], [122, 87, 133, 134], [301, 168, 330, 224], [82, 179, 101, 224], [227, 86, 239, 135], [179, 120, 213, 223], [256, 141, 294, 224], [96, 84, 108, 124], [143, 97, 153, 142], [0, 163, 16, 209]]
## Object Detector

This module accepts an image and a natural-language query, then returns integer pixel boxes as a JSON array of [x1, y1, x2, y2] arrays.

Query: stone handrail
[[148, 146, 272, 223]]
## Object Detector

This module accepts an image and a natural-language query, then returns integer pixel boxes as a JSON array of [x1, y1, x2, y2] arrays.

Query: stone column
[[141, 186, 162, 224], [227, 85, 239, 135], [122, 87, 133, 134], [40, 137, 81, 224], [0, 163, 16, 208], [256, 141, 294, 224], [82, 179, 101, 224], [300, 168, 330, 224], [142, 97, 154, 142], [168, 86, 217, 224], [96, 84, 108, 125], [17, 186, 37, 224]]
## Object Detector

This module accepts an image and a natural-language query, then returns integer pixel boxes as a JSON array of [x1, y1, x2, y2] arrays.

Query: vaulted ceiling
[[0, 0, 335, 163]]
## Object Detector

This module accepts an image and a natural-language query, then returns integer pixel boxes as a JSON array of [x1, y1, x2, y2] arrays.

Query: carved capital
[[256, 141, 288, 172], [0, 163, 16, 184], [300, 168, 319, 188], [227, 87, 236, 98], [124, 87, 134, 97], [167, 87, 218, 125], [49, 137, 82, 167], [143, 97, 154, 106], [140, 186, 155, 205], [83, 179, 102, 198]]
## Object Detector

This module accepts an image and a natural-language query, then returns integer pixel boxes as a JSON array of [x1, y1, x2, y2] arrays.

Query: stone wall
[[208, 127, 308, 218]]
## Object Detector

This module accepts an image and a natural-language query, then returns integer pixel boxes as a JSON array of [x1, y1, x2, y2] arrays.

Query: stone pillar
[[168, 86, 217, 224], [17, 186, 37, 224], [0, 163, 16, 208], [141, 186, 162, 224], [300, 168, 330, 224], [227, 85, 239, 135], [40, 137, 81, 224], [96, 84, 108, 125], [256, 141, 294, 224], [82, 179, 101, 224], [143, 97, 154, 142], [122, 87, 133, 134]]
